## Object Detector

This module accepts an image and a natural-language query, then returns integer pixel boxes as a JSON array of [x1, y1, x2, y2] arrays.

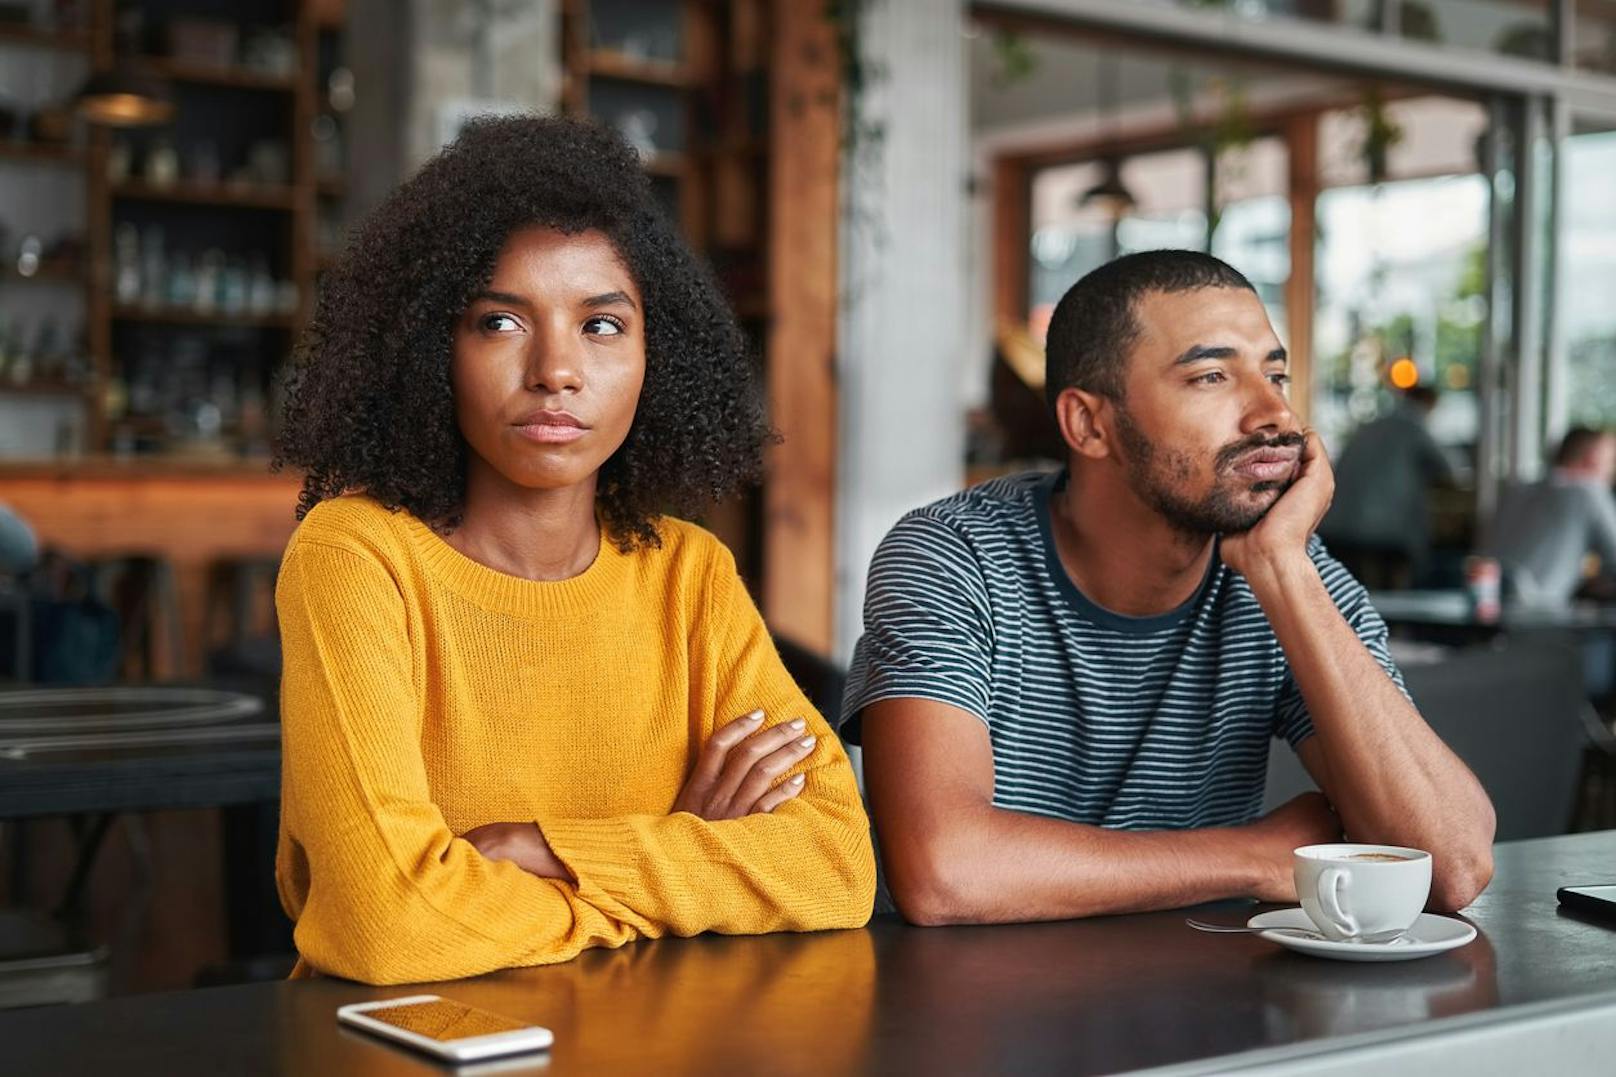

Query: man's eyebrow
[[1171, 344, 1239, 366], [582, 290, 638, 311], [1169, 344, 1289, 366]]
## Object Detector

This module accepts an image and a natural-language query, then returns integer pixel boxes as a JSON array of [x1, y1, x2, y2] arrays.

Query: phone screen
[[1566, 885, 1616, 903], [363, 999, 532, 1042]]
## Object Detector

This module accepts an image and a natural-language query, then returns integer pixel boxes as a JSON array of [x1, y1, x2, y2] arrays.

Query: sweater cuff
[[539, 815, 658, 914]]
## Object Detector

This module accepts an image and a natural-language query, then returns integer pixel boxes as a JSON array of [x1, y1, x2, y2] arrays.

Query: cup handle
[[1317, 867, 1359, 937]]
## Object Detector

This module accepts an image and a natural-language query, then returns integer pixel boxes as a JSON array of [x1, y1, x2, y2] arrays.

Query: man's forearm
[[1243, 552, 1495, 907], [888, 804, 1276, 926]]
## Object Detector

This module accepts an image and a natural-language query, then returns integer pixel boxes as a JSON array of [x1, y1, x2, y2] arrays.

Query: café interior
[[2, 1, 1616, 1073]]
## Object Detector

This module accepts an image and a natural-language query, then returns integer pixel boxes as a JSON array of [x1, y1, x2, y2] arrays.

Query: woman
[[273, 116, 875, 985]]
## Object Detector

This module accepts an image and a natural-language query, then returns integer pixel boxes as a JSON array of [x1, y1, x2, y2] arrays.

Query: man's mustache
[[1214, 431, 1305, 472]]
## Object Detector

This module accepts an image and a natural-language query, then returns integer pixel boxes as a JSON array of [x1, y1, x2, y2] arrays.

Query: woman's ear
[[1054, 387, 1113, 461]]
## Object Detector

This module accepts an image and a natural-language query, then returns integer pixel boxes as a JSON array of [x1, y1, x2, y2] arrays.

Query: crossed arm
[[276, 538, 874, 985]]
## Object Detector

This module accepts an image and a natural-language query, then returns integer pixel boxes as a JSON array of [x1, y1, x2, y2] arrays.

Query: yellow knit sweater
[[274, 495, 875, 985]]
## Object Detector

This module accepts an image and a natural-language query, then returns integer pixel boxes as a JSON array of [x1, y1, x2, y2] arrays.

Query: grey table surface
[[1369, 590, 1616, 632], [4, 831, 1616, 1076]]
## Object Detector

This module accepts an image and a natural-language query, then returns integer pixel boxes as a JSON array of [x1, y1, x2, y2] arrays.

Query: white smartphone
[[336, 994, 554, 1063]]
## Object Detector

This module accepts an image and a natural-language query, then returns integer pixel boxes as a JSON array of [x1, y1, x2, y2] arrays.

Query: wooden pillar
[[992, 155, 1031, 330], [763, 0, 839, 654], [1284, 110, 1319, 425]]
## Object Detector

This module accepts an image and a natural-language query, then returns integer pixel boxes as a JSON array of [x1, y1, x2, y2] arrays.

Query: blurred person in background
[[1319, 385, 1453, 590], [1487, 427, 1616, 607]]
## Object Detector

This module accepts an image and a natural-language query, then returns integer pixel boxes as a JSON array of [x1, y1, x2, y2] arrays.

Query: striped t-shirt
[[840, 470, 1406, 831]]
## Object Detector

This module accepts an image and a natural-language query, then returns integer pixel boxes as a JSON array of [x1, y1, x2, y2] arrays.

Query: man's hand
[[1221, 430, 1335, 580], [1241, 791, 1343, 903], [671, 709, 817, 820], [462, 822, 574, 881]]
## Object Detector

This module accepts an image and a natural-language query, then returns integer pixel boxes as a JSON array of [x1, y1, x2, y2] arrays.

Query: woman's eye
[[584, 316, 625, 336], [480, 313, 520, 333]]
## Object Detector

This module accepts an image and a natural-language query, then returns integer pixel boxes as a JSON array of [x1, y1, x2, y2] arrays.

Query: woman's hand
[[462, 822, 575, 881], [671, 709, 818, 820]]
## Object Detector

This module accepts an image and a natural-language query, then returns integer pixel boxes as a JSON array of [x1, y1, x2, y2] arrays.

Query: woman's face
[[451, 226, 646, 497]]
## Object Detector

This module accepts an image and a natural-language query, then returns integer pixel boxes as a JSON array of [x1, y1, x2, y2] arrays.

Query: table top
[[1369, 590, 1616, 632], [0, 685, 279, 817], [5, 830, 1616, 1076]]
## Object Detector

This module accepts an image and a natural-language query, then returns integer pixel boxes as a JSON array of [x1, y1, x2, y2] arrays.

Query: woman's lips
[[514, 422, 588, 444]]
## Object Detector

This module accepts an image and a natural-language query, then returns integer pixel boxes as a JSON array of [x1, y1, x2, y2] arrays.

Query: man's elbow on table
[[881, 827, 990, 927], [1429, 817, 1497, 913]]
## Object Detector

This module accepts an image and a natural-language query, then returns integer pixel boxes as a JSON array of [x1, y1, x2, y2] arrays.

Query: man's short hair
[[1555, 426, 1614, 467], [1043, 250, 1256, 412]]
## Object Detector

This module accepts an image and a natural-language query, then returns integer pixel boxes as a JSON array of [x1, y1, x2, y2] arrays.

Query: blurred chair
[[1265, 637, 1589, 841], [0, 906, 108, 1008]]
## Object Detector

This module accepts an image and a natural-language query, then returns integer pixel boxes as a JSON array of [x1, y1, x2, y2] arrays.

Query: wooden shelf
[[136, 57, 300, 92], [111, 306, 296, 330], [642, 151, 691, 178], [112, 181, 296, 210], [0, 140, 85, 166], [0, 23, 91, 52], [0, 379, 94, 398], [585, 49, 692, 88]]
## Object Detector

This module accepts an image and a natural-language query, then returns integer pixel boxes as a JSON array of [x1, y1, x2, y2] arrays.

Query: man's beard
[[1113, 406, 1302, 535]]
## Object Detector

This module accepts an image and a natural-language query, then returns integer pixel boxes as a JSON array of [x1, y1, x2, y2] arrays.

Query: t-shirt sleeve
[[1274, 538, 1411, 748], [838, 511, 996, 743]]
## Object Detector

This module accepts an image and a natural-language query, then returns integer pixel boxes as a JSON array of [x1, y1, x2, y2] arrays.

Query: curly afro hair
[[275, 114, 773, 550]]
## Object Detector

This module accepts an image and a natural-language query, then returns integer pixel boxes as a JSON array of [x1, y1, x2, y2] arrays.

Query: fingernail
[[799, 736, 816, 749], [745, 710, 763, 722], [788, 718, 806, 732], [790, 773, 806, 785]]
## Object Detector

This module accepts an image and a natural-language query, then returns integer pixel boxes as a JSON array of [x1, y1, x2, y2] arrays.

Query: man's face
[[1107, 287, 1303, 535], [1591, 434, 1616, 486]]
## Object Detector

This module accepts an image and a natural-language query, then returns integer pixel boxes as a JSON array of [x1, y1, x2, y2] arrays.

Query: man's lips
[[512, 410, 588, 444], [1229, 446, 1300, 483]]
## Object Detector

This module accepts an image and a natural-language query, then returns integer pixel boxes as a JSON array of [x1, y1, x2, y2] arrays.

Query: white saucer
[[1246, 908, 1477, 962]]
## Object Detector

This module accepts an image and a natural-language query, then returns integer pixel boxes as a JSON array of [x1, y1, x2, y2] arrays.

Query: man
[[1320, 385, 1454, 590], [1487, 427, 1616, 606], [841, 250, 1494, 925]]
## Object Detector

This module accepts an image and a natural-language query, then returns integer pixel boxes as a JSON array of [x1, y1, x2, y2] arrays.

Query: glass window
[[1562, 121, 1616, 428], [1313, 175, 1489, 459], [1173, 1, 1557, 62], [1212, 136, 1291, 343], [1026, 161, 1116, 341]]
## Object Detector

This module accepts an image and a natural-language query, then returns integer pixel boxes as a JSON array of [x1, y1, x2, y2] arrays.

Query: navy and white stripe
[[840, 470, 1406, 831]]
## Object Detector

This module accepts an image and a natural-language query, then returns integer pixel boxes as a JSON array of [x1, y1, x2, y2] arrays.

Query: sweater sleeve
[[275, 537, 644, 985], [537, 544, 877, 936]]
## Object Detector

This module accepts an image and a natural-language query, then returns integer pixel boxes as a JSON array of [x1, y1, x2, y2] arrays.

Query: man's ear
[[1054, 387, 1113, 461]]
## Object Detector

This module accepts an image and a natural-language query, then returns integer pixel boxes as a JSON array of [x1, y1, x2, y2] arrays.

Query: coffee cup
[[1293, 844, 1432, 942]]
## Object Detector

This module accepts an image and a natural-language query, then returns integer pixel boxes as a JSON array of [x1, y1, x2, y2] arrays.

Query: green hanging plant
[[989, 27, 1038, 87], [1359, 86, 1404, 185]]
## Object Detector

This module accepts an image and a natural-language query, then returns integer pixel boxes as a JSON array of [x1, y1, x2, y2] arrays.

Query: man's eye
[[585, 316, 625, 336], [1192, 371, 1226, 385], [480, 313, 520, 332], [1269, 373, 1292, 387]]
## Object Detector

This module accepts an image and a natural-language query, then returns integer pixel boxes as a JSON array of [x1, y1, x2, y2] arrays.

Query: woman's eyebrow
[[470, 289, 530, 307], [582, 290, 638, 311]]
